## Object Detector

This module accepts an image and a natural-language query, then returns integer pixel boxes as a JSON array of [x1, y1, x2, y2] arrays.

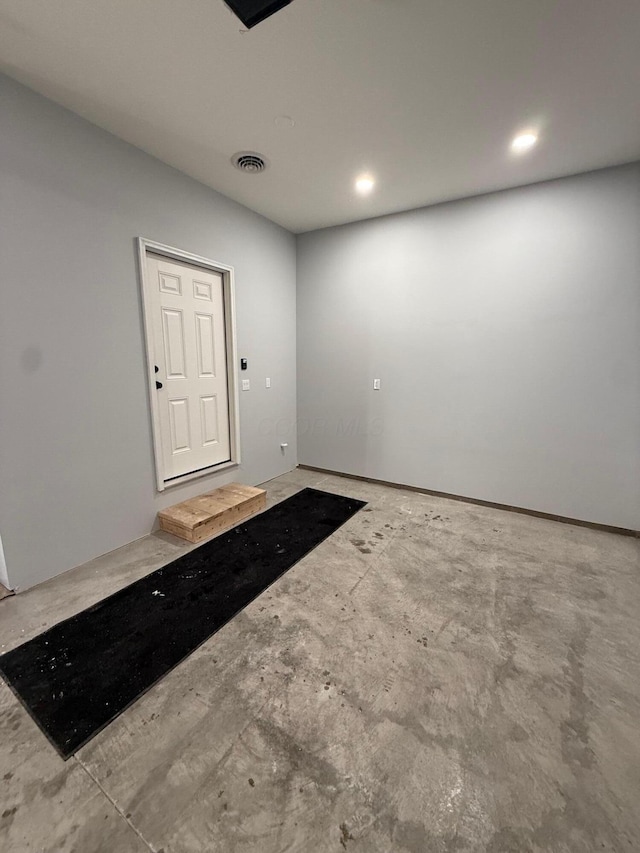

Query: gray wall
[[297, 164, 640, 530], [0, 75, 297, 590], [0, 535, 9, 590]]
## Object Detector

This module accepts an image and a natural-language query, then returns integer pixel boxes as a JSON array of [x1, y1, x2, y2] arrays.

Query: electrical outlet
[[242, 379, 250, 391], [373, 378, 381, 390], [266, 377, 271, 388]]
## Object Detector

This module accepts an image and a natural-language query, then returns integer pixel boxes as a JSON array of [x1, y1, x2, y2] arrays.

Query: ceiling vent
[[231, 151, 268, 174]]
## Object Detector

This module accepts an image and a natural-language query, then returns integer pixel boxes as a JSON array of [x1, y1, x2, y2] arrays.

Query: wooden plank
[[158, 483, 266, 544], [157, 488, 260, 530]]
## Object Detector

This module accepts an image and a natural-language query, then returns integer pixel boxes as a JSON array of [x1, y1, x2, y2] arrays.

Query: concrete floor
[[1, 468, 639, 853]]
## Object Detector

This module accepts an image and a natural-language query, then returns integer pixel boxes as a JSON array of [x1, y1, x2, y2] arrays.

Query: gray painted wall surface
[[297, 164, 640, 530], [0, 75, 297, 590], [0, 535, 9, 590]]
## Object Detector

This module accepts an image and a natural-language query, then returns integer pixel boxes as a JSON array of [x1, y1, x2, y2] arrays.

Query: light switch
[[265, 377, 271, 388], [242, 379, 250, 391], [373, 378, 381, 390]]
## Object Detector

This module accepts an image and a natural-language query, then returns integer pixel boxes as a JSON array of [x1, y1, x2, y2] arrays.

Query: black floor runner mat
[[0, 487, 365, 758]]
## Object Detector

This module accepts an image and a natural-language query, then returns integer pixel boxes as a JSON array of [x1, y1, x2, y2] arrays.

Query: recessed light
[[355, 175, 375, 194], [511, 132, 538, 153]]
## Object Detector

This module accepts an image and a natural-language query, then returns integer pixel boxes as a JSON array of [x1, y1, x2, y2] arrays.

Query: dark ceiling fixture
[[224, 0, 292, 29]]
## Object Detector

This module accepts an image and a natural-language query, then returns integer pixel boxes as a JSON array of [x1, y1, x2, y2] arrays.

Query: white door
[[146, 253, 231, 480]]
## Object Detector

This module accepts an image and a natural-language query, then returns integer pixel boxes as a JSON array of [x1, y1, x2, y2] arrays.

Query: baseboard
[[298, 464, 640, 538], [0, 583, 14, 602]]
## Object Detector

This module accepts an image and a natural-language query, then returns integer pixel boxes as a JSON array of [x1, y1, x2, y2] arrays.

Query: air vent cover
[[224, 0, 292, 29], [231, 151, 268, 173]]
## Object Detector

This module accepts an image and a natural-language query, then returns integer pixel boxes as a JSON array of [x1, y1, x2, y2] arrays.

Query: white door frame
[[137, 238, 241, 492]]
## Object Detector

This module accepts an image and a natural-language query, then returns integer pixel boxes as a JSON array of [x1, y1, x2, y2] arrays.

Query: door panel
[[146, 254, 231, 480], [159, 272, 182, 295], [195, 313, 216, 377], [200, 395, 219, 445], [162, 309, 187, 378], [193, 279, 213, 301], [169, 398, 191, 453]]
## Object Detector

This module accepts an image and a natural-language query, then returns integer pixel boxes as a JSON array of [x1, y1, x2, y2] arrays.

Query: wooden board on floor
[[158, 483, 266, 544]]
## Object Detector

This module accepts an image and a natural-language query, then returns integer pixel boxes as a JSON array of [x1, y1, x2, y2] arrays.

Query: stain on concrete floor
[[0, 468, 639, 852]]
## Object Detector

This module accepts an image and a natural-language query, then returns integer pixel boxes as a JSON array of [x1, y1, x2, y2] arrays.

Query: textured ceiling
[[0, 0, 639, 232]]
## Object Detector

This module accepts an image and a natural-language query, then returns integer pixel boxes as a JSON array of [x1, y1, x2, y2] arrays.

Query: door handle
[[156, 380, 163, 390]]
